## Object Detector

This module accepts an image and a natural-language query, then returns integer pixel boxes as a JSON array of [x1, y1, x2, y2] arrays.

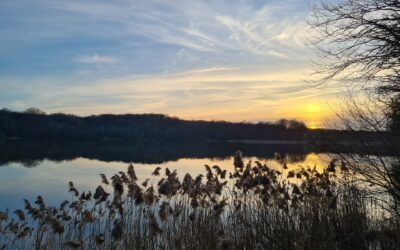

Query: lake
[[0, 139, 338, 212], [0, 139, 399, 250]]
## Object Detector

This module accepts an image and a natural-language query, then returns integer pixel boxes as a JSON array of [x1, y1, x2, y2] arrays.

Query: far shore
[[215, 139, 308, 145]]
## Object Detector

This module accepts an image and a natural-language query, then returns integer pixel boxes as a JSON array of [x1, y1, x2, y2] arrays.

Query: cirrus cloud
[[77, 54, 117, 64]]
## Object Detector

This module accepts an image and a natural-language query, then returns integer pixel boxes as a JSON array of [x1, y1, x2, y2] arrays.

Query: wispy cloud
[[77, 54, 117, 64], [0, 66, 343, 126], [0, 0, 335, 125]]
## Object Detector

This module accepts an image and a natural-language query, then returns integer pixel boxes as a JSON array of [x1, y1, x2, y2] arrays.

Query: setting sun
[[305, 104, 323, 129], [279, 101, 334, 130]]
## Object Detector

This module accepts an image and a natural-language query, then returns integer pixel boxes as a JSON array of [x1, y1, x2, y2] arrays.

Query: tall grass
[[0, 151, 399, 249]]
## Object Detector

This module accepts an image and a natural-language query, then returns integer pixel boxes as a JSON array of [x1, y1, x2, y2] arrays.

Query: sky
[[0, 0, 344, 128]]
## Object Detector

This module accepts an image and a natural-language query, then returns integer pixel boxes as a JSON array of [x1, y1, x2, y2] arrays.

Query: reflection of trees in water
[[0, 140, 320, 167], [21, 160, 40, 168], [0, 140, 395, 168]]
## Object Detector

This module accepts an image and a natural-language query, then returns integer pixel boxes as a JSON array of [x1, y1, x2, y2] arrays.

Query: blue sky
[[0, 0, 342, 127]]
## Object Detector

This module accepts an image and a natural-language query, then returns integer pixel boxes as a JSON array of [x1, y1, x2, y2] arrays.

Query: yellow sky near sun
[[289, 103, 334, 129], [172, 99, 336, 129]]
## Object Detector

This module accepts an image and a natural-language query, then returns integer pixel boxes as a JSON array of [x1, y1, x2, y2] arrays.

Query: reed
[[0, 151, 399, 249]]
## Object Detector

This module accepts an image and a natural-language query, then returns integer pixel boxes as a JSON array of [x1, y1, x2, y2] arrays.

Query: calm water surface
[[0, 140, 334, 211]]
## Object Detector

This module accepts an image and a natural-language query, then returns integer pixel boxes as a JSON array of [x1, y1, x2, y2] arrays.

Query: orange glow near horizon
[[36, 69, 339, 129], [171, 101, 332, 129], [308, 124, 319, 129]]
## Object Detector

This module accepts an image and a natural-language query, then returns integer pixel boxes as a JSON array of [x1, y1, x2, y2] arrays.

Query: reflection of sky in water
[[0, 154, 331, 211]]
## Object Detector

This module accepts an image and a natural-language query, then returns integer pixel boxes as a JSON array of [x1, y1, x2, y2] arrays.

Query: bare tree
[[24, 107, 46, 115], [310, 0, 400, 108], [310, 0, 400, 216], [326, 96, 400, 217], [389, 97, 400, 130], [276, 119, 307, 130]]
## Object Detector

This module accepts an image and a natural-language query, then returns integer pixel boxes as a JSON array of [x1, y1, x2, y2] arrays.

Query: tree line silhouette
[[0, 108, 395, 143], [0, 109, 311, 141]]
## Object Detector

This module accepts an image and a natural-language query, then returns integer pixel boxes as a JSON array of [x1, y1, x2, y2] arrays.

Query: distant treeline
[[0, 109, 312, 141], [0, 108, 395, 142]]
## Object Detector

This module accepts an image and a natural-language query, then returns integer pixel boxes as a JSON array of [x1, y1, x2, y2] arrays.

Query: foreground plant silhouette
[[0, 151, 399, 249]]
